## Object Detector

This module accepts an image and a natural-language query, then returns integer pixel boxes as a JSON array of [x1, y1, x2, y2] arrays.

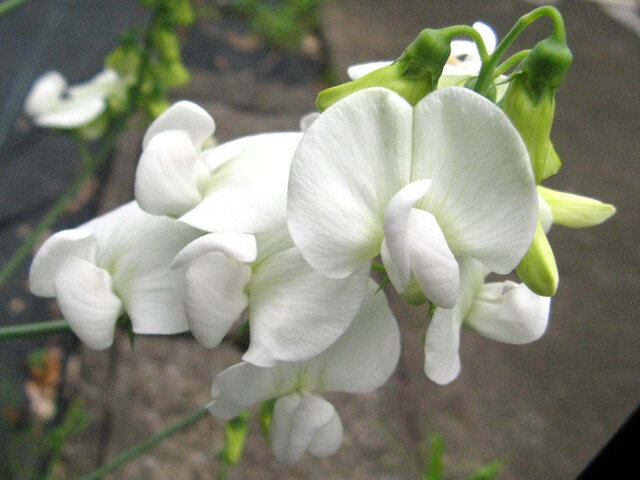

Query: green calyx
[[501, 73, 560, 183], [399, 275, 429, 306], [317, 28, 451, 111], [520, 38, 572, 101], [516, 221, 558, 297]]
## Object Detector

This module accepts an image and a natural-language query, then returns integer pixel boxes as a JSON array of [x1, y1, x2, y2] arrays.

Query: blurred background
[[0, 0, 638, 478]]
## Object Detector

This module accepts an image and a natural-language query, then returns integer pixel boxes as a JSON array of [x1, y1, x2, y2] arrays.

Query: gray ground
[[2, 0, 638, 479]]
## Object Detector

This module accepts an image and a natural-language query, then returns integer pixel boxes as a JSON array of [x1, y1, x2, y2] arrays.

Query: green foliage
[[229, 0, 324, 51], [422, 433, 504, 480]]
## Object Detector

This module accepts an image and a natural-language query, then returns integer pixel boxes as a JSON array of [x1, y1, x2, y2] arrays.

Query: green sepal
[[259, 398, 276, 443], [317, 28, 451, 111], [399, 275, 429, 306], [516, 221, 558, 297], [520, 37, 572, 102], [501, 73, 556, 184], [219, 411, 250, 466]]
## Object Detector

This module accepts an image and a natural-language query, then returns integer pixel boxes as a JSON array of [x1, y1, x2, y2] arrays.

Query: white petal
[[423, 257, 485, 384], [473, 21, 497, 53], [347, 61, 392, 80], [67, 69, 119, 99], [24, 71, 66, 117], [465, 281, 550, 344], [407, 208, 459, 308], [382, 179, 432, 292], [271, 393, 342, 465], [288, 87, 413, 278], [424, 307, 462, 385], [142, 100, 215, 149], [180, 132, 302, 233], [313, 280, 400, 393], [412, 87, 537, 274], [242, 248, 370, 366], [135, 130, 204, 217], [84, 202, 199, 335], [54, 257, 122, 350], [299, 112, 319, 131], [210, 361, 299, 419], [34, 97, 106, 128], [538, 194, 553, 233], [184, 253, 250, 348], [171, 232, 257, 268], [29, 229, 96, 297]]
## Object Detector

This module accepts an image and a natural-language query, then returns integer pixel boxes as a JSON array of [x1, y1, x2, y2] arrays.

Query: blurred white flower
[[24, 69, 120, 128], [209, 280, 400, 465], [29, 202, 198, 349]]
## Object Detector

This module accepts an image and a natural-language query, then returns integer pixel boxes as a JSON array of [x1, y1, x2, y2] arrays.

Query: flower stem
[[0, 319, 70, 339], [493, 49, 531, 79], [474, 6, 566, 96], [83, 406, 210, 480]]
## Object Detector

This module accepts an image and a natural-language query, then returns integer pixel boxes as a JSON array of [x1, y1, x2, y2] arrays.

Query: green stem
[[493, 49, 531, 78], [474, 6, 566, 96], [371, 262, 387, 273], [440, 25, 489, 63], [0, 319, 70, 339], [83, 406, 210, 480], [0, 0, 31, 16]]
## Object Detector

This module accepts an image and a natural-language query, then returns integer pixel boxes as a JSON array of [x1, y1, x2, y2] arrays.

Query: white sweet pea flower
[[171, 226, 370, 367], [347, 21, 497, 86], [288, 86, 538, 309], [135, 101, 302, 233], [209, 280, 400, 465], [29, 202, 199, 349], [24, 69, 120, 128], [425, 257, 550, 385]]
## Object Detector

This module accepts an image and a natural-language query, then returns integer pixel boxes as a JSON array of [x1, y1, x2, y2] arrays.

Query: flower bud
[[501, 39, 572, 184], [317, 29, 451, 111], [152, 29, 181, 63], [516, 221, 558, 297]]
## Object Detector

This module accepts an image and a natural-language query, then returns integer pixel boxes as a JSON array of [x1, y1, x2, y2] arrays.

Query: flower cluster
[[29, 19, 614, 464]]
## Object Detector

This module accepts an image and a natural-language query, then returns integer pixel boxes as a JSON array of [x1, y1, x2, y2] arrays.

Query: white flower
[[24, 69, 120, 128], [287, 86, 538, 309], [29, 202, 199, 349], [424, 257, 550, 385], [171, 226, 370, 367], [209, 280, 400, 465], [347, 21, 497, 86], [135, 101, 302, 234]]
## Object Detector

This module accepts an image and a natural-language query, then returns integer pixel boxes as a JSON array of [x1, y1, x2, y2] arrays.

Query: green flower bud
[[152, 29, 181, 63], [501, 39, 571, 183], [516, 221, 558, 297], [145, 96, 170, 119], [158, 61, 191, 88], [538, 186, 616, 228], [317, 29, 451, 111], [220, 411, 249, 466], [501, 73, 558, 184], [520, 38, 572, 101]]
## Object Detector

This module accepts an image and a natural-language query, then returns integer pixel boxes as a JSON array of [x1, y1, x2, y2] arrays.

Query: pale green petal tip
[[516, 222, 558, 297], [538, 186, 616, 228]]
